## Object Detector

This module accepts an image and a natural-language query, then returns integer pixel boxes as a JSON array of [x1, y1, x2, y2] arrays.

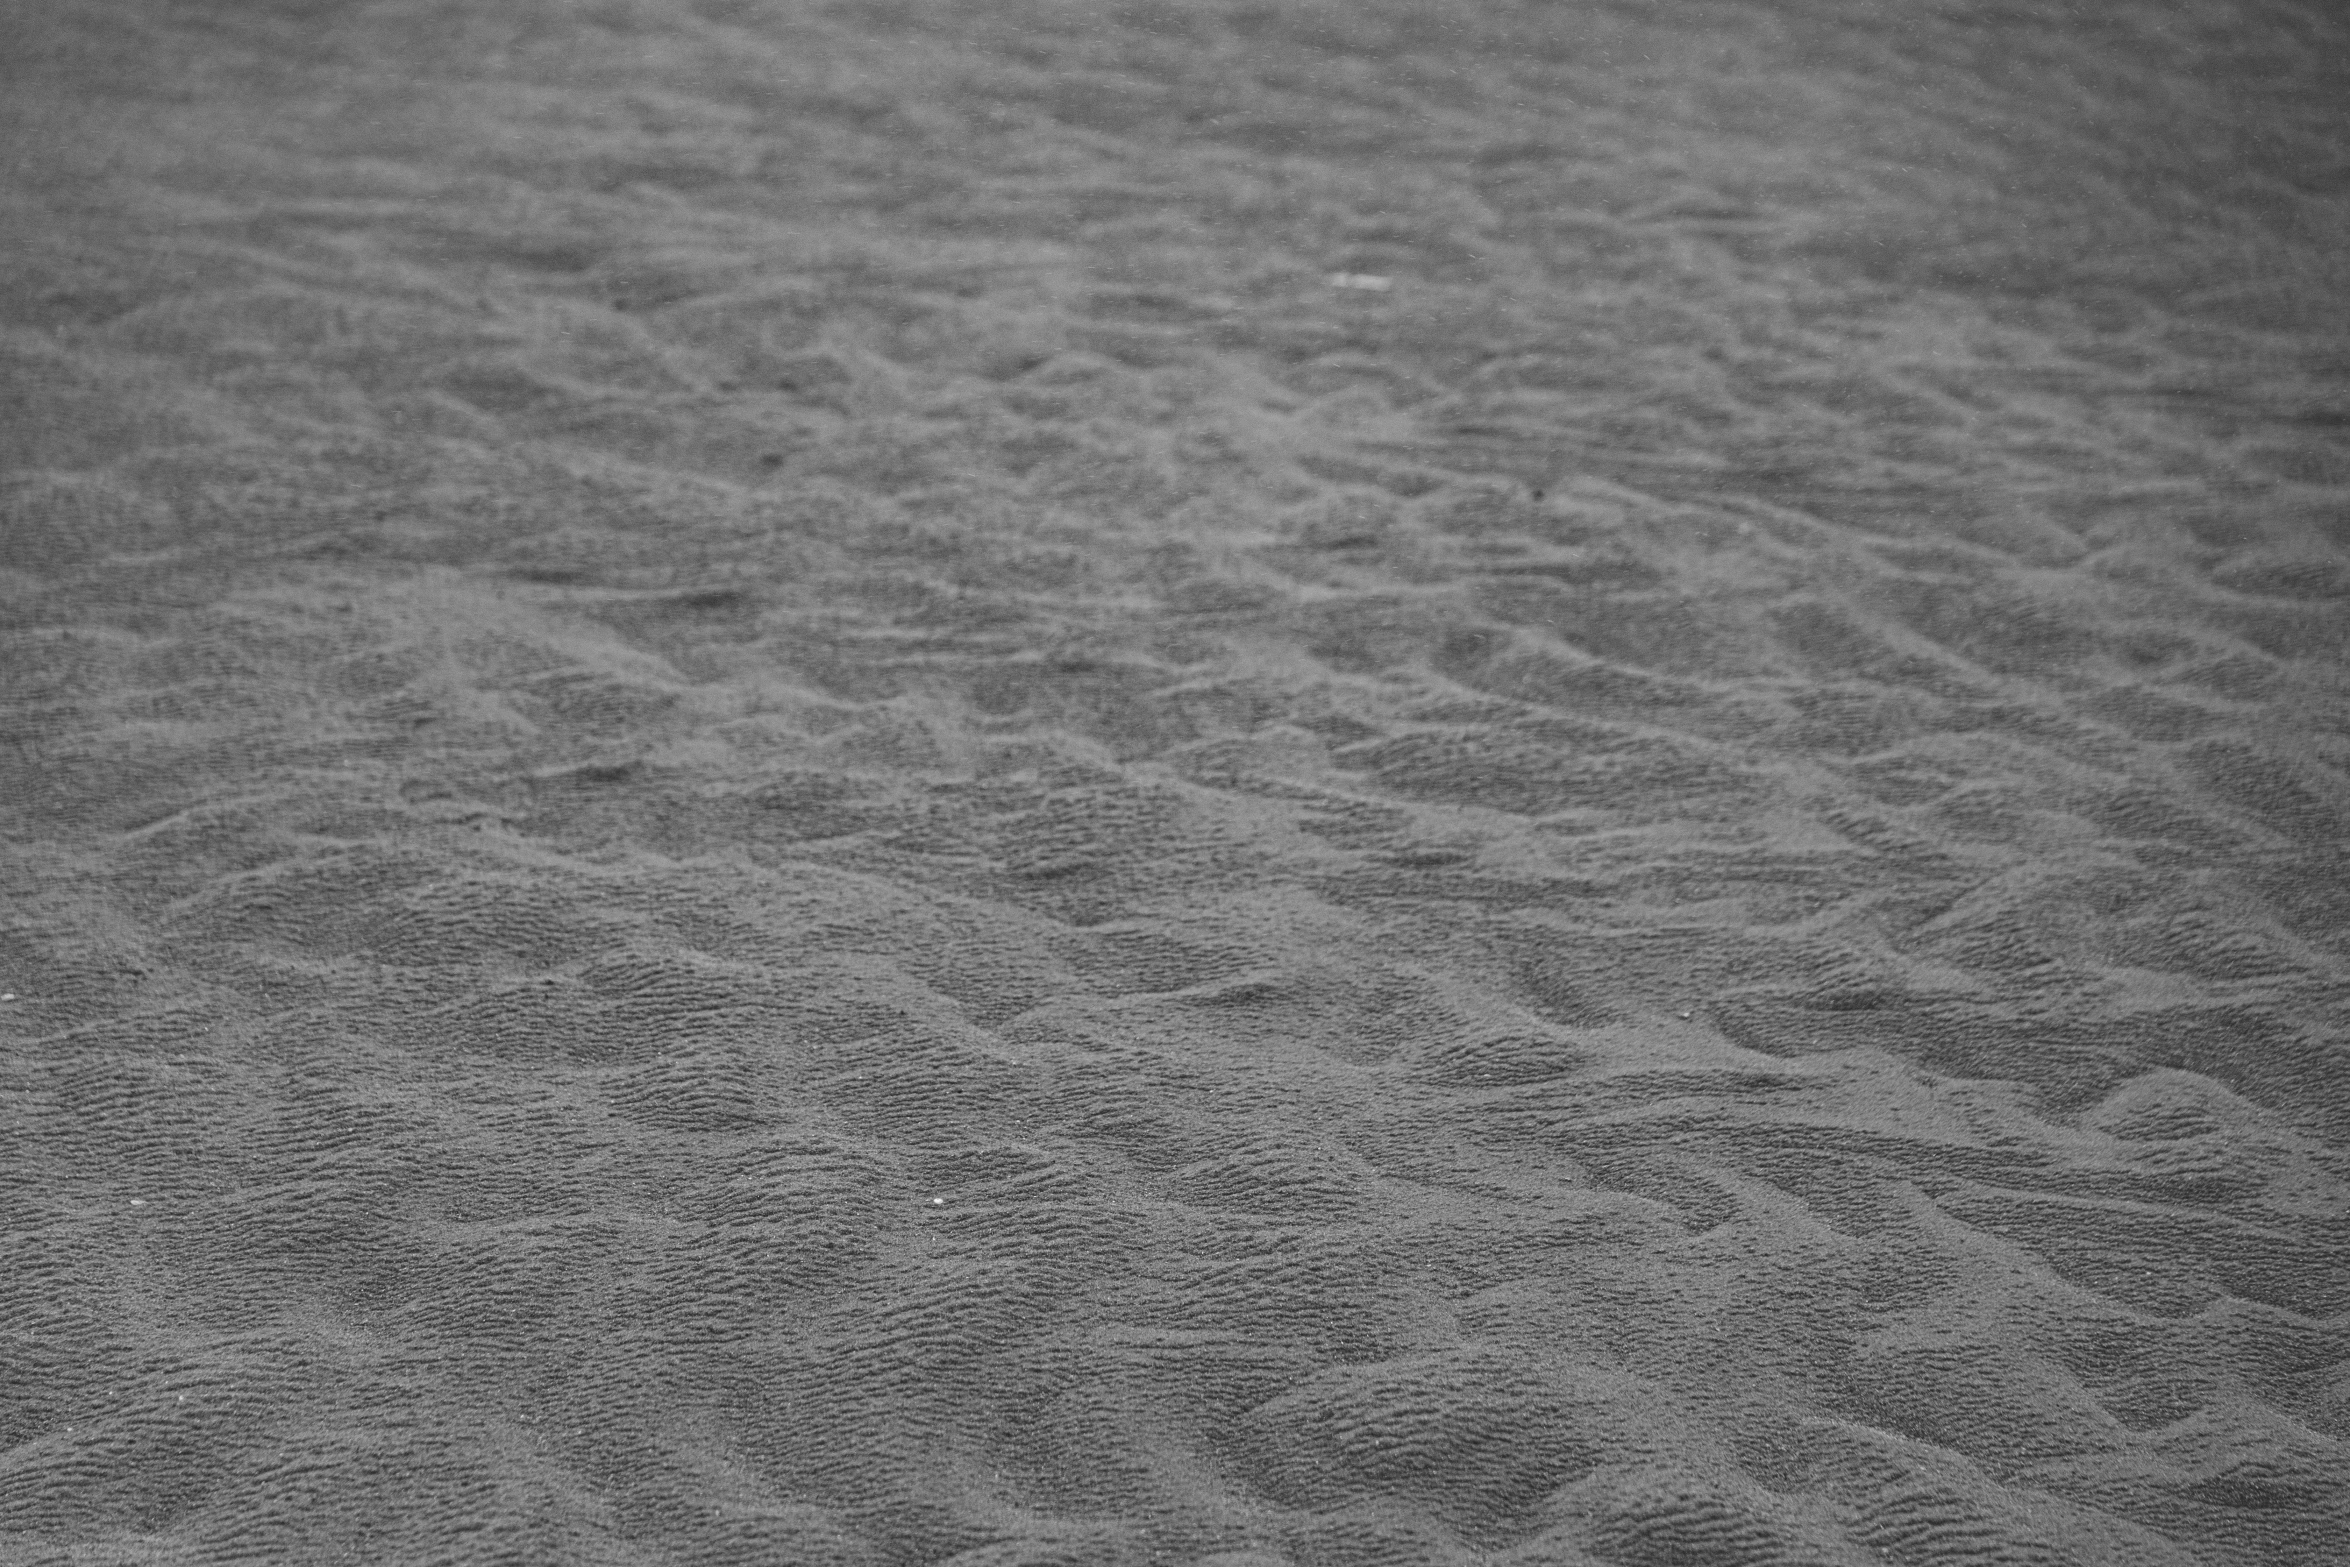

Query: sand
[[3, 1, 2348, 1563]]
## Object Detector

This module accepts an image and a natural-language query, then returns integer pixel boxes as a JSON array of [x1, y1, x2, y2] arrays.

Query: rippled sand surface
[[5, 2, 2348, 1563]]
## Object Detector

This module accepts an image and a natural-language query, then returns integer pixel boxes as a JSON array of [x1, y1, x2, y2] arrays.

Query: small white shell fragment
[[1327, 272, 1392, 292], [130, 1199, 147, 1207], [931, 1197, 946, 1206]]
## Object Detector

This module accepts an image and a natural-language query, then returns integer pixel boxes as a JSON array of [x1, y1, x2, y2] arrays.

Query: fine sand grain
[[4, 2, 2348, 1563]]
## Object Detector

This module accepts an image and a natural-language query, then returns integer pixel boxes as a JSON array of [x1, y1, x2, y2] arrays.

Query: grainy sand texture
[[4, 1, 2349, 1563]]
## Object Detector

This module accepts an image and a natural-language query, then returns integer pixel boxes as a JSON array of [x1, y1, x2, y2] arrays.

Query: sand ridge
[[3, 1, 2348, 1563]]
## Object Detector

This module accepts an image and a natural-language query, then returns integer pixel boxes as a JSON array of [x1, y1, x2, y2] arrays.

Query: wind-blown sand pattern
[[4, 2, 2348, 1563]]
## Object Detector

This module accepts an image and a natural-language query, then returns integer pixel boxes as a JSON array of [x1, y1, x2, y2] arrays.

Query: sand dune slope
[[4, 1, 2348, 1563]]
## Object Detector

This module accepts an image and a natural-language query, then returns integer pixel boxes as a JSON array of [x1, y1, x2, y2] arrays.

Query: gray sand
[[3, 2, 2347, 1563]]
